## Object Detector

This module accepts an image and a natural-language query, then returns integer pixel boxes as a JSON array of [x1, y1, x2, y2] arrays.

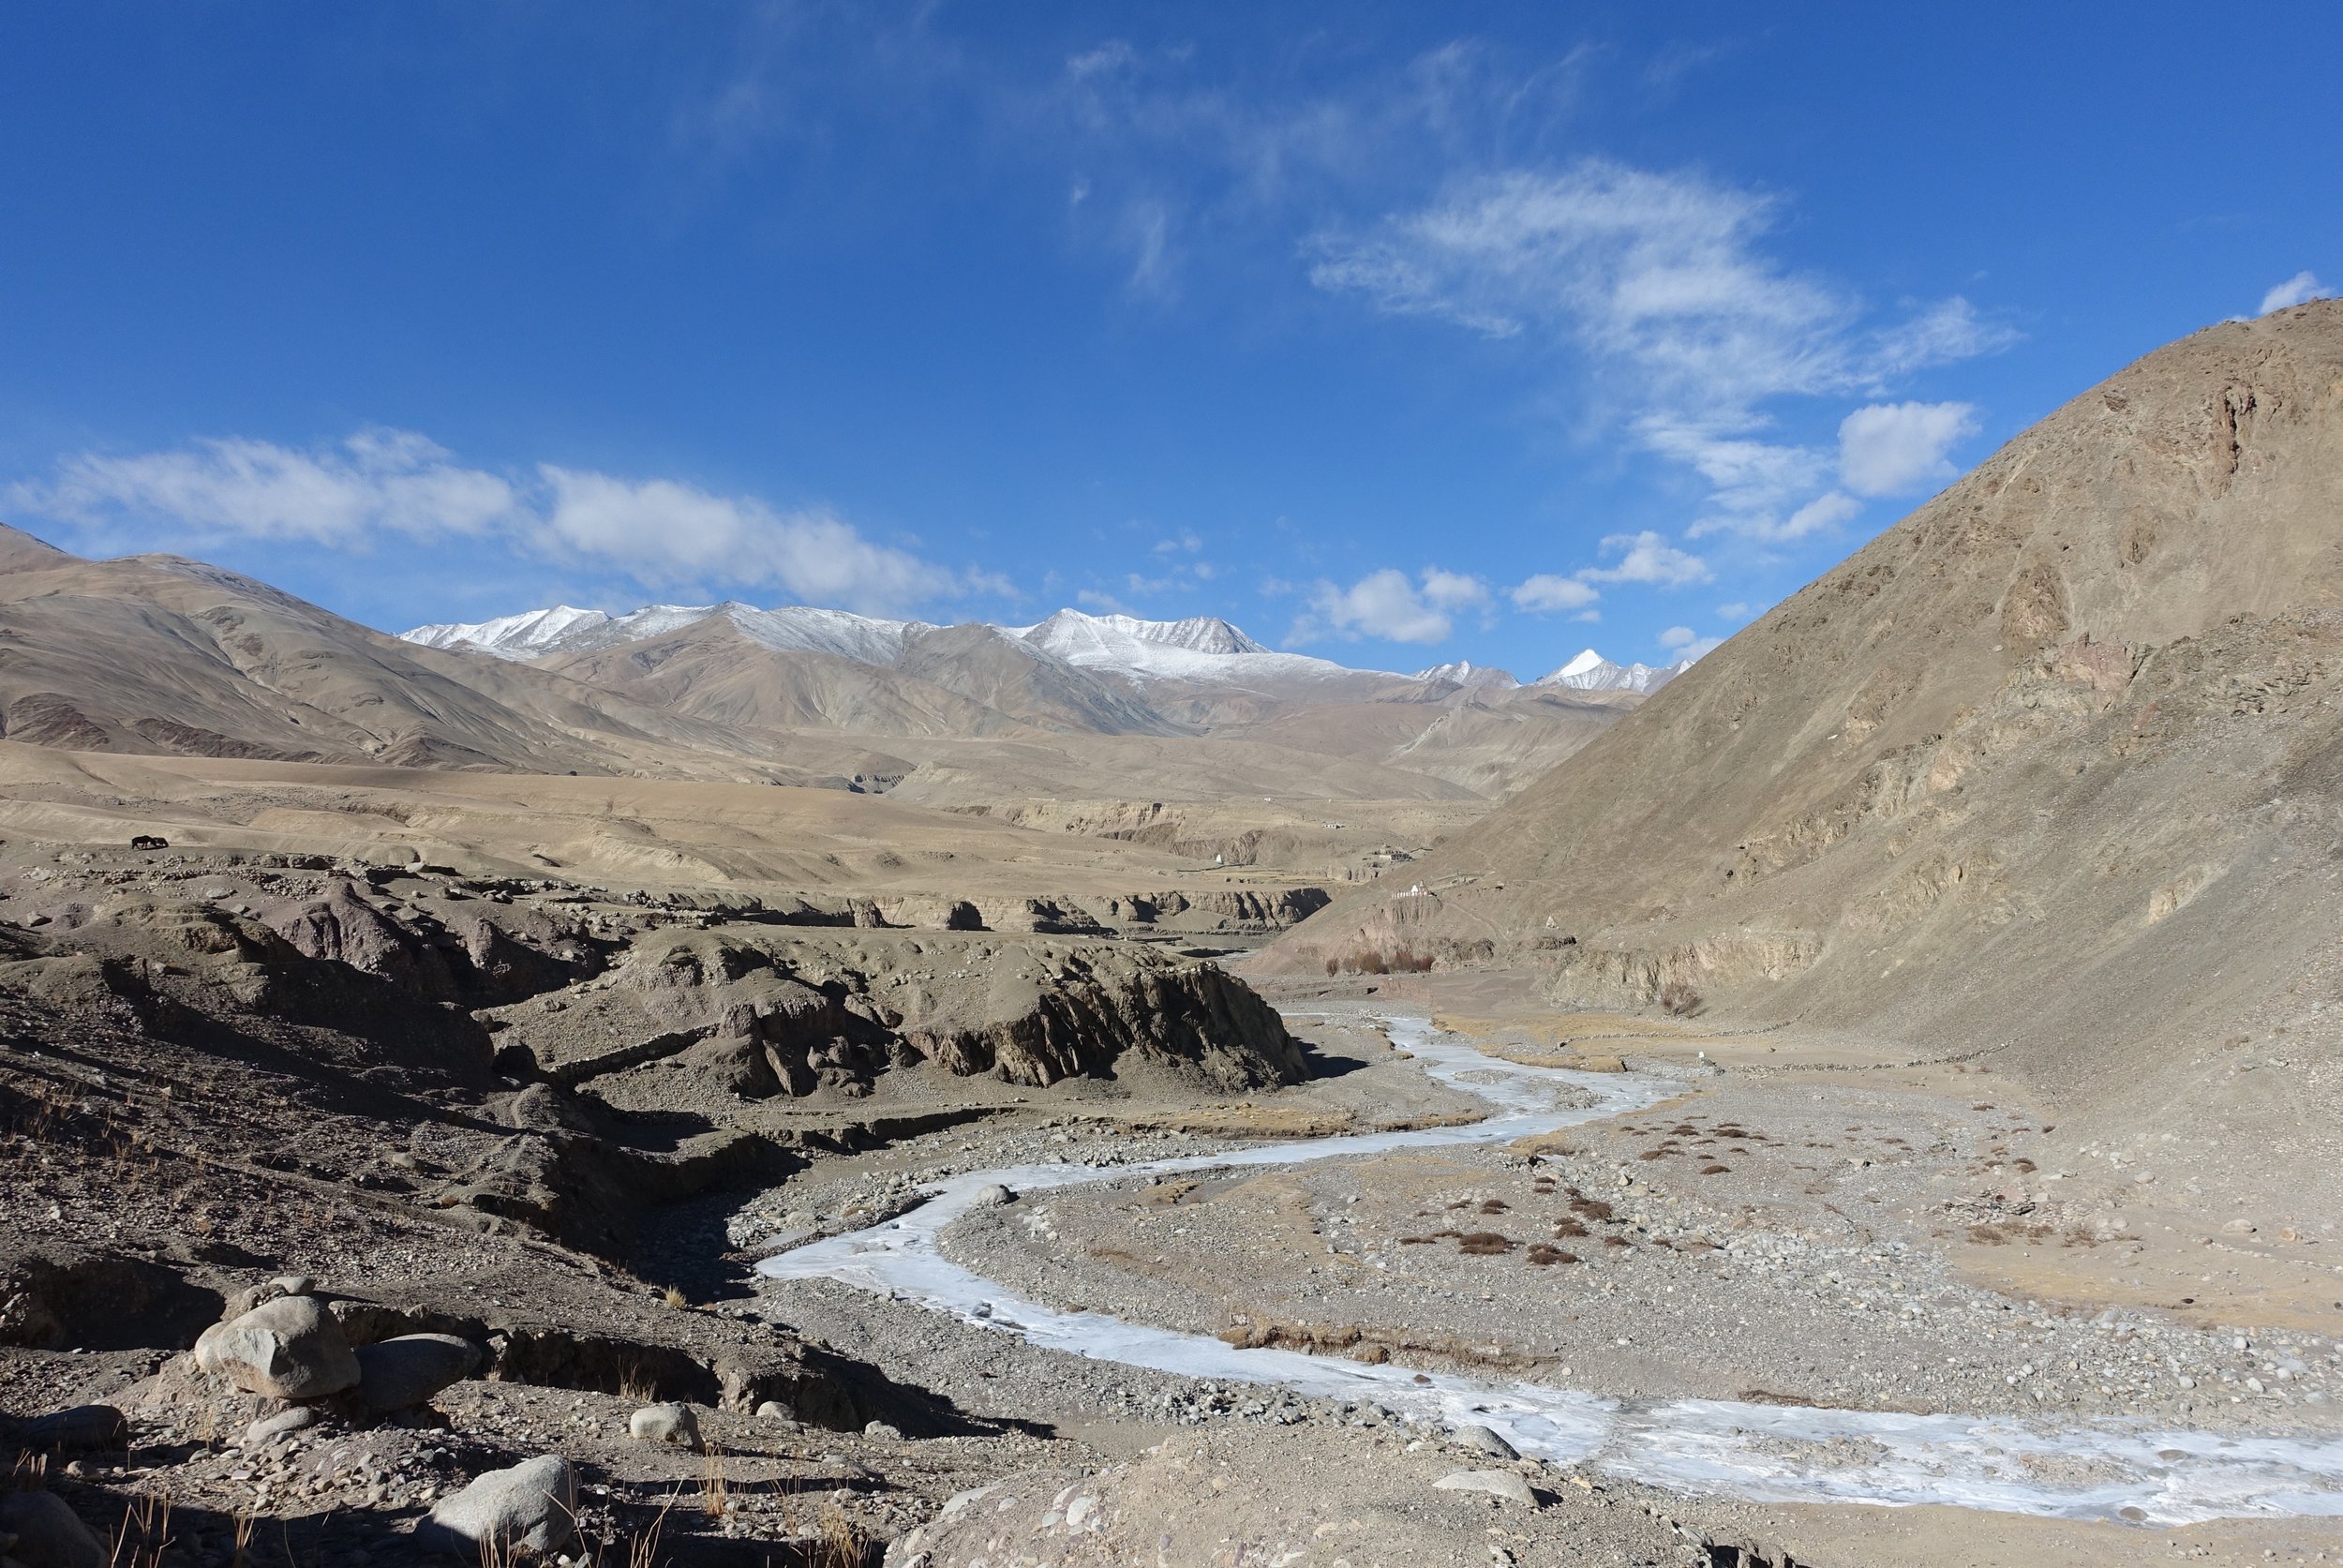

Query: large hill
[[1261, 299, 2343, 1164]]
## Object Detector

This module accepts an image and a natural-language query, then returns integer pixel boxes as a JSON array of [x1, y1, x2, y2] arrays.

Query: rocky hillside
[[1262, 299, 2343, 1157], [0, 533, 830, 783]]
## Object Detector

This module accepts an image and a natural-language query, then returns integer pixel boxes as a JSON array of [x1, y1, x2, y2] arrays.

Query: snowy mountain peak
[[1411, 661, 1520, 690], [403, 605, 610, 660], [1017, 608, 1270, 659], [1535, 649, 1691, 694], [1552, 649, 1610, 680]]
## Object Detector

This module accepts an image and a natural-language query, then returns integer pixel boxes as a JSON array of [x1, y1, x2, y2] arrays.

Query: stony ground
[[933, 1008, 2343, 1430], [7, 851, 2340, 1567]]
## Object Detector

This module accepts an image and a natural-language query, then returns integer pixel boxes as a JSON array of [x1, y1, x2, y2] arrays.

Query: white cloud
[[2259, 271, 2331, 315], [1289, 566, 1485, 645], [1310, 159, 2014, 546], [1153, 529, 1204, 554], [1658, 625, 1724, 660], [1837, 401, 1978, 497], [1868, 298, 2020, 379], [9, 429, 519, 545], [1419, 566, 1489, 610], [1576, 530, 1710, 587], [1510, 574, 1601, 613], [11, 427, 978, 616], [1694, 488, 1862, 543], [536, 468, 961, 613], [1717, 602, 1752, 620]]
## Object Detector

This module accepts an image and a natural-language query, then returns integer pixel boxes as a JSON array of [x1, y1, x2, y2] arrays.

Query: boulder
[[862, 1420, 903, 1441], [628, 1402, 702, 1450], [221, 1276, 317, 1320], [1433, 1469, 1537, 1506], [0, 1492, 106, 1568], [22, 1406, 126, 1450], [972, 1184, 1014, 1207], [353, 1334, 481, 1413], [193, 1295, 360, 1400], [1455, 1423, 1517, 1460], [241, 1407, 318, 1446], [419, 1456, 577, 1558]]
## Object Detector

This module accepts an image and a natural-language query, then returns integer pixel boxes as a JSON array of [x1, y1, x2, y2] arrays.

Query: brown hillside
[[1262, 299, 2343, 1165]]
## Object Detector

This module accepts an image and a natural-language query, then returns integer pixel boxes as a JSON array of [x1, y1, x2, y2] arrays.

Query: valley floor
[[8, 954, 2342, 1567]]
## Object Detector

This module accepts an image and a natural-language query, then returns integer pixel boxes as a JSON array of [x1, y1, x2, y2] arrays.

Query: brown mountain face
[[1261, 300, 2343, 1148], [0, 531, 822, 780]]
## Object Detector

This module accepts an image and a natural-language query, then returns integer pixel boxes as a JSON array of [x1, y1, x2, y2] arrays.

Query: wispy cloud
[[10, 429, 519, 546], [1288, 565, 1487, 645], [1311, 157, 2014, 555], [1509, 573, 1600, 613], [1659, 624, 1724, 659], [2258, 270, 2330, 315], [1576, 530, 1710, 587], [1837, 400, 1978, 497], [11, 428, 984, 616]]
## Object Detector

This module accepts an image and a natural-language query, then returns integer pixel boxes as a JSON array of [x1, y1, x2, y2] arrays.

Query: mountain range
[[408, 602, 1687, 697]]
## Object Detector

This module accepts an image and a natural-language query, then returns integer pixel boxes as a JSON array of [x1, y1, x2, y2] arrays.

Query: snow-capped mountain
[[1018, 608, 1267, 660], [404, 604, 611, 659], [1410, 661, 1520, 690], [404, 604, 1379, 689], [405, 602, 919, 665], [1009, 609, 1370, 687], [1533, 649, 1691, 694]]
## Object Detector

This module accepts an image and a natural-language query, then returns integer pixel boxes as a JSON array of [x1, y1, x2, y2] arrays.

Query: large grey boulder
[[627, 1402, 702, 1450], [22, 1406, 126, 1450], [1433, 1469, 1538, 1506], [419, 1456, 577, 1558], [193, 1295, 360, 1400], [353, 1334, 480, 1412], [0, 1492, 107, 1568]]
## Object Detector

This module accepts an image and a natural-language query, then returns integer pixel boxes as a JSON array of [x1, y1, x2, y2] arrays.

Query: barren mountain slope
[[0, 533, 835, 782], [533, 618, 1023, 739], [1262, 300, 2343, 1167]]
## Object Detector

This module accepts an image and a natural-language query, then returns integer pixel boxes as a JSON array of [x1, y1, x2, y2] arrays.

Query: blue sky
[[2, 4, 2336, 678]]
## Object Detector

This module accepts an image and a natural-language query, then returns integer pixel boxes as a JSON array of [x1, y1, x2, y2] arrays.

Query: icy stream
[[759, 1014, 2343, 1525]]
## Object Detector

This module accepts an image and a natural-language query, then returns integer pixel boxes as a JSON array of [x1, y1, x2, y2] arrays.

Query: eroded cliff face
[[485, 924, 1307, 1102]]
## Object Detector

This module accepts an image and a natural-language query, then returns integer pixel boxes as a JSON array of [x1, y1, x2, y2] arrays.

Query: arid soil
[[4, 839, 2336, 1566]]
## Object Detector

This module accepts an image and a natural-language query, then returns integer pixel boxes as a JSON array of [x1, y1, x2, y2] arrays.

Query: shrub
[[1657, 980, 1702, 1016]]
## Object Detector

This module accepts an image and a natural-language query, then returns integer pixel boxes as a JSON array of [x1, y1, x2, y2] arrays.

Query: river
[[758, 1013, 2343, 1527]]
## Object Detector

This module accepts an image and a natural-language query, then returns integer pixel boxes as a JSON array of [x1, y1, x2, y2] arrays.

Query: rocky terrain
[[8, 306, 2343, 1568]]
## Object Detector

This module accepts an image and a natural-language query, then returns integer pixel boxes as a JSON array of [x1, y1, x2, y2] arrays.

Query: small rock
[[242, 1408, 318, 1446], [353, 1334, 481, 1413], [0, 1492, 107, 1568], [863, 1420, 903, 1441], [972, 1184, 1014, 1207], [420, 1456, 577, 1558], [628, 1403, 702, 1450], [1455, 1424, 1517, 1460], [2221, 1218, 2257, 1236], [22, 1407, 127, 1451], [1433, 1470, 1537, 1507], [194, 1295, 361, 1400], [754, 1399, 797, 1423]]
